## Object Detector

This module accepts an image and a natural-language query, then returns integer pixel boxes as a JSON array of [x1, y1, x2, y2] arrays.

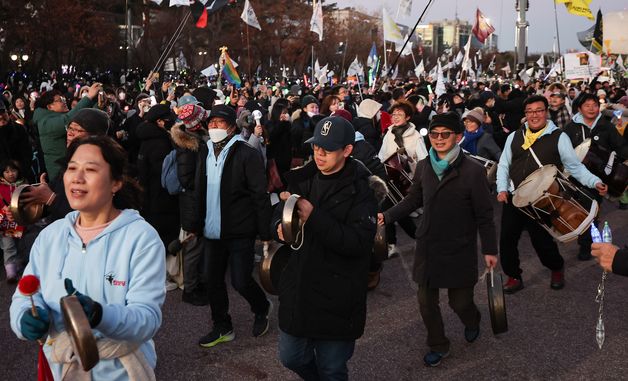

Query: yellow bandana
[[521, 126, 547, 150]]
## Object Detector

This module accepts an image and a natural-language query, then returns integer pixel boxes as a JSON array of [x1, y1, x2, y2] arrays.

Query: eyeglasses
[[66, 125, 86, 135], [524, 108, 546, 116], [391, 112, 406, 118], [428, 131, 455, 139], [53, 97, 67, 104], [208, 118, 228, 127]]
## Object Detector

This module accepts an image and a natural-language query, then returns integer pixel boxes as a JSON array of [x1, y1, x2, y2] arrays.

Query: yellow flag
[[556, 0, 594, 20]]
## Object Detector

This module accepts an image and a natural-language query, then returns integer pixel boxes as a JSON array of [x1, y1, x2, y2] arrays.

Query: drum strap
[[581, 125, 586, 144], [528, 146, 544, 169]]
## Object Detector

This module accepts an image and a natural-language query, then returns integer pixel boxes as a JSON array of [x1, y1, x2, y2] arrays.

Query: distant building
[[415, 19, 498, 56]]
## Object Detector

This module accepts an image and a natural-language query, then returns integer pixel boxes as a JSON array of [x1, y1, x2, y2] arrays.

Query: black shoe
[[252, 300, 272, 337], [182, 287, 210, 306], [423, 351, 449, 367], [199, 326, 235, 348], [619, 202, 627, 210], [464, 326, 480, 343]]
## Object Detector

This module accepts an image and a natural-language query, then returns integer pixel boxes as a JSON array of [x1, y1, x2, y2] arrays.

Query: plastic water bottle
[[602, 221, 612, 243], [591, 223, 602, 243]]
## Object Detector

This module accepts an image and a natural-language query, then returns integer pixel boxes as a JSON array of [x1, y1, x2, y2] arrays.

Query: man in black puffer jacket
[[273, 116, 378, 380], [193, 105, 273, 348]]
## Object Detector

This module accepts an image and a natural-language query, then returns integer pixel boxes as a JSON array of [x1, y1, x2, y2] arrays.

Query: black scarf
[[391, 123, 410, 149]]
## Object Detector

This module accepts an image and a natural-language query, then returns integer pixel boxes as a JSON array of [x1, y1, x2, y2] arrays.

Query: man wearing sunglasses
[[379, 112, 498, 367], [496, 95, 607, 294]]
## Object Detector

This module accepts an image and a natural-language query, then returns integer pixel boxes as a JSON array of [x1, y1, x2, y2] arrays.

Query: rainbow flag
[[221, 52, 241, 88]]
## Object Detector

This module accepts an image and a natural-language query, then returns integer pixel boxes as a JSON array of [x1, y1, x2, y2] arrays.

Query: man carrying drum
[[496, 95, 608, 293], [563, 92, 628, 260]]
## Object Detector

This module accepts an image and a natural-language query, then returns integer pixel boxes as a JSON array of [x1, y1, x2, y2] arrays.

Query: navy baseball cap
[[305, 116, 355, 151]]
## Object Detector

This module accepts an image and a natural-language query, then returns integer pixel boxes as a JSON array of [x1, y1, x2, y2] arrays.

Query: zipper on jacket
[[82, 242, 87, 254]]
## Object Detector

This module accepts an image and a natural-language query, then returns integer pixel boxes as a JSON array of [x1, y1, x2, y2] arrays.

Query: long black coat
[[0, 121, 33, 182], [384, 153, 497, 288], [136, 121, 179, 245], [273, 159, 378, 340]]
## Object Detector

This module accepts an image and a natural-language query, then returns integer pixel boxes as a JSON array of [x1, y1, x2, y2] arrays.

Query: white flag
[[615, 55, 625, 72], [383, 7, 404, 44], [461, 35, 472, 72], [502, 62, 511, 74], [169, 0, 191, 6], [536, 54, 545, 68], [428, 64, 438, 79], [281, 66, 288, 78], [398, 0, 413, 18], [151, 0, 163, 4], [347, 56, 361, 77], [201, 65, 218, 77], [310, 0, 323, 42], [414, 60, 425, 77], [435, 62, 446, 97], [314, 59, 321, 76], [240, 0, 261, 30], [454, 51, 464, 66], [391, 65, 399, 79], [488, 55, 496, 71], [395, 35, 413, 56], [544, 58, 563, 81]]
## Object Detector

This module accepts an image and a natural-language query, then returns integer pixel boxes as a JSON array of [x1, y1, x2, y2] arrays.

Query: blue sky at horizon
[[338, 0, 627, 53]]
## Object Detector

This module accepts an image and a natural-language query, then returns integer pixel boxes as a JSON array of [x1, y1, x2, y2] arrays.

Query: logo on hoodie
[[105, 272, 126, 287]]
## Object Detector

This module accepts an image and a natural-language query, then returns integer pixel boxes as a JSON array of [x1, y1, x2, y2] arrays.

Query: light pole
[[515, 0, 529, 70], [10, 53, 29, 70]]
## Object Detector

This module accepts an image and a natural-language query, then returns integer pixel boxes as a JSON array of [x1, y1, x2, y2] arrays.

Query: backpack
[[161, 149, 183, 195]]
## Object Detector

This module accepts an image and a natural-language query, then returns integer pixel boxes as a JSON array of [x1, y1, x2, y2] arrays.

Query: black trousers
[[417, 286, 480, 353], [204, 237, 269, 328], [499, 201, 564, 279]]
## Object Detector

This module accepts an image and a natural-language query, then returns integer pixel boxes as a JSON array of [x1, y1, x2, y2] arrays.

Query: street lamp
[[10, 53, 28, 69]]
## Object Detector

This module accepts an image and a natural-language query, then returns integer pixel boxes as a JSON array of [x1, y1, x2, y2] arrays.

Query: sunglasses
[[428, 131, 455, 139]]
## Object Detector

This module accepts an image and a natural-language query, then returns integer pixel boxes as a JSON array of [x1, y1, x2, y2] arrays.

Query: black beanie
[[68, 108, 111, 135], [429, 112, 463, 134], [301, 95, 319, 109]]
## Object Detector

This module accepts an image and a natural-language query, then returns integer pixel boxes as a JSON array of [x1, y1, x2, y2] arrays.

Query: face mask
[[118, 93, 126, 101], [142, 105, 151, 113], [343, 95, 350, 102], [306, 111, 317, 118], [209, 128, 229, 143], [81, 92, 89, 98]]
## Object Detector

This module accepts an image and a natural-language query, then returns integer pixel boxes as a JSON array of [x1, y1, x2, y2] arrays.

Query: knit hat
[[178, 94, 201, 107], [429, 112, 463, 134], [305, 116, 355, 151], [331, 109, 353, 122], [597, 89, 607, 97], [301, 95, 319, 109], [177, 104, 209, 131], [68, 108, 111, 135], [144, 104, 175, 123], [192, 87, 217, 109], [357, 98, 382, 119], [462, 107, 485, 125], [208, 104, 237, 126]]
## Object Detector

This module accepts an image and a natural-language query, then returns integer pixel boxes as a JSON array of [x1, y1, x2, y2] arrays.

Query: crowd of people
[[2, 66, 627, 378]]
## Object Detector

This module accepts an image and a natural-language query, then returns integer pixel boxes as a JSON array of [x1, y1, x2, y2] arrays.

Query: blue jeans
[[279, 330, 355, 381], [204, 237, 269, 328]]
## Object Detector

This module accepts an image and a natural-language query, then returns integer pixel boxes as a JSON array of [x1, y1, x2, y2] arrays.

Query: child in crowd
[[0, 160, 26, 283]]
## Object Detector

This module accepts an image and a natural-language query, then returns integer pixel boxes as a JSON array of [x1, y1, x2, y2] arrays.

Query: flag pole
[[553, 1, 563, 73], [246, 23, 252, 81]]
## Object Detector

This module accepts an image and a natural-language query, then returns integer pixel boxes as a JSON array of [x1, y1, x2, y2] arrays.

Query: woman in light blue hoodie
[[10, 136, 166, 380]]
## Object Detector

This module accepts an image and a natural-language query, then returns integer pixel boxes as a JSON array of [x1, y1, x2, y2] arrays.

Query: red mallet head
[[18, 275, 40, 296]]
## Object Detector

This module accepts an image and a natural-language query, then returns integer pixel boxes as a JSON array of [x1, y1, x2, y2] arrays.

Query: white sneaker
[[387, 244, 399, 258], [165, 279, 178, 292]]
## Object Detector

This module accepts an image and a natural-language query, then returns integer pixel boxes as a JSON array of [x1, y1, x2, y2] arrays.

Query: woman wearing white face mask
[[190, 104, 273, 348], [290, 95, 320, 164]]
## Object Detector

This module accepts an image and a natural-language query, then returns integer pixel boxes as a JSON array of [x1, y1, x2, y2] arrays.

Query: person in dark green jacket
[[32, 83, 101, 179]]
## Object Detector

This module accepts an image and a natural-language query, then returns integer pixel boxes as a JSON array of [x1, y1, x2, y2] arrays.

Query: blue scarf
[[460, 126, 484, 155], [429, 145, 460, 181]]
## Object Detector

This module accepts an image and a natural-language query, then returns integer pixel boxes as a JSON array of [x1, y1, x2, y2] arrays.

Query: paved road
[[2, 200, 627, 380]]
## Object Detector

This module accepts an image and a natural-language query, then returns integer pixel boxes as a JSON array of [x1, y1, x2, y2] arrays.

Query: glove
[[64, 278, 103, 328], [20, 307, 50, 341]]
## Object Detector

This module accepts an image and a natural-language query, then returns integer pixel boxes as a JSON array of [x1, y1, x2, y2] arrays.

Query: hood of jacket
[[170, 124, 206, 151]]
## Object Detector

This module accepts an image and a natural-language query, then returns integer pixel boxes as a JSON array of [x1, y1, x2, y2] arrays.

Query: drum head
[[281, 195, 301, 244], [60, 295, 99, 371], [513, 165, 558, 207], [259, 244, 292, 295], [9, 185, 44, 225], [487, 271, 508, 335]]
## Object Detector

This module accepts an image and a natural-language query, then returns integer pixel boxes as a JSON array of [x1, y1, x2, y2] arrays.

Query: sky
[[338, 0, 627, 53]]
